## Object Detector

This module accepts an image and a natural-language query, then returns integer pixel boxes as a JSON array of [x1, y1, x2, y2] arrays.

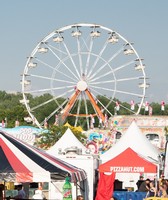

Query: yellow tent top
[[64, 123, 83, 132], [75, 126, 83, 132], [64, 122, 72, 127]]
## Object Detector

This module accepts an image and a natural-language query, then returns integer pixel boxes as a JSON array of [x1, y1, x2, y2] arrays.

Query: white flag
[[145, 101, 149, 112], [130, 100, 135, 110], [161, 101, 165, 111], [116, 101, 120, 111]]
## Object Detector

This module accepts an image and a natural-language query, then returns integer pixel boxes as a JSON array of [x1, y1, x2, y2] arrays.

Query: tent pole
[[3, 180, 6, 200], [76, 183, 77, 200], [157, 164, 160, 180]]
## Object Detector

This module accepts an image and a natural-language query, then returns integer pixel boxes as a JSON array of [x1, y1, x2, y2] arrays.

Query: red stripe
[[24, 145, 87, 182], [0, 138, 33, 182]]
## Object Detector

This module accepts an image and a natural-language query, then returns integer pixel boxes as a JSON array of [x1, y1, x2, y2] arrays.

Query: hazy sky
[[1, 0, 168, 103]]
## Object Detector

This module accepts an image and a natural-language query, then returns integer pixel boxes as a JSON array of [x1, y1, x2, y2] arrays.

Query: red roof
[[99, 147, 157, 173]]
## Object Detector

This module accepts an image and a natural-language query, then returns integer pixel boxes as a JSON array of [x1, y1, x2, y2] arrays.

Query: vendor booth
[[46, 128, 99, 200], [99, 147, 158, 190], [0, 130, 87, 199], [100, 121, 159, 191]]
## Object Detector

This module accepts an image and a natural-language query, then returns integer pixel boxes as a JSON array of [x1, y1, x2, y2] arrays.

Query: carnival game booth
[[100, 121, 160, 190], [0, 130, 87, 200], [46, 128, 99, 200]]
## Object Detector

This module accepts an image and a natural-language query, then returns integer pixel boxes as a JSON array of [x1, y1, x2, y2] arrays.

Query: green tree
[[164, 126, 168, 141], [0, 90, 168, 129], [35, 125, 87, 149]]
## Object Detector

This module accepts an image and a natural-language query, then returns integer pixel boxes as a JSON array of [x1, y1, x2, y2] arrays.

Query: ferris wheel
[[21, 23, 148, 129]]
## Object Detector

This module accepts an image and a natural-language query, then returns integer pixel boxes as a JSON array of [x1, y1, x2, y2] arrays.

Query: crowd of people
[[5, 185, 46, 200], [136, 175, 168, 198]]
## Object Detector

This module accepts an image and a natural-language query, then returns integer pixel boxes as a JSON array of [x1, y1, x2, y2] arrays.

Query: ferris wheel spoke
[[51, 88, 75, 100], [113, 60, 135, 72], [85, 37, 94, 75], [30, 97, 59, 111], [90, 87, 117, 114], [46, 46, 80, 80], [80, 33, 92, 51], [26, 85, 75, 94], [27, 73, 76, 85], [89, 80, 115, 85], [35, 58, 56, 70], [88, 45, 125, 80], [62, 41, 81, 79], [54, 98, 69, 113], [115, 76, 144, 82], [76, 37, 83, 77], [91, 88, 136, 114], [90, 76, 144, 85], [40, 100, 68, 125], [31, 88, 74, 111], [51, 85, 75, 91], [48, 44, 67, 55], [90, 91, 113, 117], [83, 92, 90, 130], [87, 40, 109, 78], [115, 89, 144, 97], [35, 58, 78, 82], [90, 70, 114, 83], [74, 94, 82, 127], [90, 84, 143, 97]]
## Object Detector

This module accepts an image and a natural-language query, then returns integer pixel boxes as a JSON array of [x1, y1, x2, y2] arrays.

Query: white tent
[[46, 128, 98, 200], [46, 128, 87, 155], [100, 121, 160, 164]]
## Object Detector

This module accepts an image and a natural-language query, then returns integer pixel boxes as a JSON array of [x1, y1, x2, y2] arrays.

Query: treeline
[[0, 90, 167, 128]]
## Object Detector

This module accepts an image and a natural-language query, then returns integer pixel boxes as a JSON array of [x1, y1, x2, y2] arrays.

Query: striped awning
[[0, 131, 87, 183]]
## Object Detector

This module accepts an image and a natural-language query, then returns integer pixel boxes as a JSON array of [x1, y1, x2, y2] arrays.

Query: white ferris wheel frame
[[21, 23, 147, 129]]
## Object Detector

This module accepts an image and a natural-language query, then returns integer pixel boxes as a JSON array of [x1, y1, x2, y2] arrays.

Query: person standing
[[0, 184, 4, 200], [136, 175, 144, 191], [158, 185, 168, 198], [14, 185, 26, 199], [138, 179, 150, 192], [146, 181, 157, 197]]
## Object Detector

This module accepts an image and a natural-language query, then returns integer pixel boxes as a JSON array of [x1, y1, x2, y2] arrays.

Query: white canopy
[[46, 128, 87, 155], [100, 121, 159, 163]]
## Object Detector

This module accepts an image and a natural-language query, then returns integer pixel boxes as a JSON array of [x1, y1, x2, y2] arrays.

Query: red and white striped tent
[[0, 131, 87, 183]]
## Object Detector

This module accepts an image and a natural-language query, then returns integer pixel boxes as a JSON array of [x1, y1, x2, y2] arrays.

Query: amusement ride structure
[[20, 23, 148, 129]]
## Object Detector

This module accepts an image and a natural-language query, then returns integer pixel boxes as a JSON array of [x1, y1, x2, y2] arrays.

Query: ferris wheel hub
[[77, 80, 88, 91]]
